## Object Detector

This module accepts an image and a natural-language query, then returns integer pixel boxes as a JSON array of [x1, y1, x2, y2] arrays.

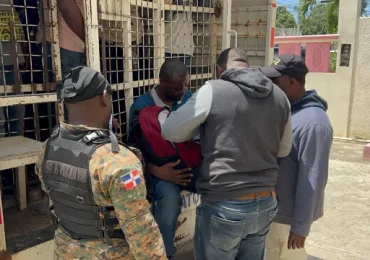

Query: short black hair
[[159, 59, 189, 82], [216, 48, 249, 69], [293, 77, 306, 88]]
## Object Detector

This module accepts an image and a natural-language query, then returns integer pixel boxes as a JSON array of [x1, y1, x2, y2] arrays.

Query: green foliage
[[299, 0, 369, 34], [362, 0, 369, 15], [276, 6, 297, 28], [301, 4, 328, 35], [327, 0, 339, 34]]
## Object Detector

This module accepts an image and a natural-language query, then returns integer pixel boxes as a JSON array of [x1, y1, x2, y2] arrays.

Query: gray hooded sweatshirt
[[196, 68, 290, 201], [162, 68, 291, 201]]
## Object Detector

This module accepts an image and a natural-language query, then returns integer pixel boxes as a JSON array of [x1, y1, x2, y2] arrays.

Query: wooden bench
[[0, 137, 43, 252]]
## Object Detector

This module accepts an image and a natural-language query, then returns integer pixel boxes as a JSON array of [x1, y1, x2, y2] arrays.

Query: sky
[[277, 0, 300, 21]]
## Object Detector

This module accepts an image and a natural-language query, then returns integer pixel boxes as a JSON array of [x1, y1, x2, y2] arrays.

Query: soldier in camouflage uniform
[[35, 66, 166, 260]]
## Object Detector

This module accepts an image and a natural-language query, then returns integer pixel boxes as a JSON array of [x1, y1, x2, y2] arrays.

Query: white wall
[[349, 17, 370, 140], [306, 0, 362, 138], [306, 73, 349, 137]]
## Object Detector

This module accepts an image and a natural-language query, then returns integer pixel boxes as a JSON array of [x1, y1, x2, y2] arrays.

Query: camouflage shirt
[[35, 123, 166, 260]]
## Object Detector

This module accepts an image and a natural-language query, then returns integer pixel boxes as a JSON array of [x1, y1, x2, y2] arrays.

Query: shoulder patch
[[121, 169, 141, 190]]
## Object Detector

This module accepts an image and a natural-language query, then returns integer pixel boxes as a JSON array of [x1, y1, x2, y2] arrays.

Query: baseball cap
[[58, 66, 112, 103], [260, 54, 309, 79]]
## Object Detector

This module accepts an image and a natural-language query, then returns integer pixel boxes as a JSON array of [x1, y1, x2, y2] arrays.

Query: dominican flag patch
[[121, 169, 141, 190]]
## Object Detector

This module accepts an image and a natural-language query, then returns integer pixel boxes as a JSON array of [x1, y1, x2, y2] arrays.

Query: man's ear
[[216, 64, 224, 79], [159, 78, 164, 85], [100, 90, 110, 107], [290, 77, 299, 88]]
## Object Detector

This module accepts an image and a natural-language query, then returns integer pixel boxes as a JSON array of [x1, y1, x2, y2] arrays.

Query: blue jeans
[[153, 177, 182, 258], [0, 65, 25, 136], [194, 194, 278, 260], [152, 172, 198, 258], [60, 47, 86, 77], [60, 47, 86, 122]]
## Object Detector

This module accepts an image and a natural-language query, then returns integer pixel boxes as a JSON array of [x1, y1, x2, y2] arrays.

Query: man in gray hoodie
[[260, 54, 333, 260], [161, 48, 292, 260]]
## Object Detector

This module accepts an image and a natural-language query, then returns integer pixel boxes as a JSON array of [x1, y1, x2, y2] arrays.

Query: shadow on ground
[[175, 249, 325, 260]]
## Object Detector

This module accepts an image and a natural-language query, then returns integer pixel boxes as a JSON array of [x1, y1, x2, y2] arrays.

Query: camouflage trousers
[[53, 229, 135, 260]]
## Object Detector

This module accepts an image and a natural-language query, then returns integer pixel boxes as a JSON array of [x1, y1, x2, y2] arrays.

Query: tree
[[300, 4, 328, 35], [276, 6, 297, 28], [300, 0, 369, 33]]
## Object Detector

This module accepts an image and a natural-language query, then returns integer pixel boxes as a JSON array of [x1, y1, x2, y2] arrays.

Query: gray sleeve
[[162, 83, 213, 142], [277, 113, 292, 158]]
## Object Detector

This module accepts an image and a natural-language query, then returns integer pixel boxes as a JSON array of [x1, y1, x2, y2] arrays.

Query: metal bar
[[229, 30, 238, 48], [31, 85, 41, 141], [217, 34, 267, 38], [8, 21, 21, 94], [9, 20, 25, 136], [22, 0, 34, 85], [123, 1, 133, 130], [101, 27, 108, 78], [222, 0, 232, 49], [0, 83, 57, 94], [210, 5, 217, 76], [218, 21, 268, 26], [154, 0, 165, 78], [50, 0, 62, 126], [163, 4, 213, 13], [0, 94, 57, 107], [85, 0, 100, 70], [50, 0, 62, 81], [39, 0, 56, 133], [39, 0, 50, 88], [265, 0, 277, 65]]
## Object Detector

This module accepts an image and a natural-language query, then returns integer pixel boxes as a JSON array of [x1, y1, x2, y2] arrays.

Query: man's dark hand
[[148, 160, 192, 185], [288, 231, 306, 250]]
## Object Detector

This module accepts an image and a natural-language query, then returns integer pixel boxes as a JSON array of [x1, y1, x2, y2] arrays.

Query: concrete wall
[[304, 0, 361, 138], [306, 73, 349, 137], [334, 0, 361, 137], [349, 17, 370, 140]]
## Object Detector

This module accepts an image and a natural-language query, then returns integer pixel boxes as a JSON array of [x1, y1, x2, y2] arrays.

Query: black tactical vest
[[42, 126, 125, 241]]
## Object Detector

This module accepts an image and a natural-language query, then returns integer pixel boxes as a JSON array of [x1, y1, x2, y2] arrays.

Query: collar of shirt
[[150, 85, 170, 108], [150, 85, 185, 111]]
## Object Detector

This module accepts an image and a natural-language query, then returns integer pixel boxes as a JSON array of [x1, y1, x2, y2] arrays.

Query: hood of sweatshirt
[[220, 68, 273, 98], [291, 90, 328, 112]]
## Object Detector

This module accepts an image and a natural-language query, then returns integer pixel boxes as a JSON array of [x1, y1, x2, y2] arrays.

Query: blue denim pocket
[[269, 203, 278, 222], [210, 215, 246, 251]]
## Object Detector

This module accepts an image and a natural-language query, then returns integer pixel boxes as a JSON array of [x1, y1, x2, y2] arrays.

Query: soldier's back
[[53, 141, 162, 259], [52, 142, 142, 259]]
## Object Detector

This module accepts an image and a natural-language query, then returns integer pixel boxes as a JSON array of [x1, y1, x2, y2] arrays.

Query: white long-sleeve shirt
[[162, 82, 292, 157]]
